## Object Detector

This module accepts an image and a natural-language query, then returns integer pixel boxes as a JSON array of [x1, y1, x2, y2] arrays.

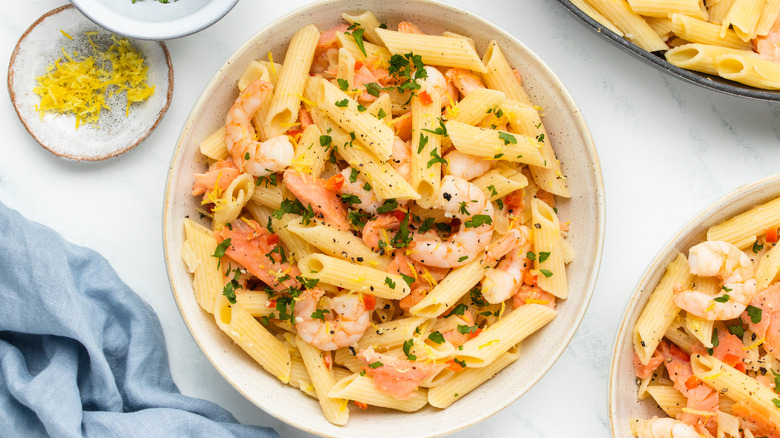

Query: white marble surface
[[2, 1, 780, 437]]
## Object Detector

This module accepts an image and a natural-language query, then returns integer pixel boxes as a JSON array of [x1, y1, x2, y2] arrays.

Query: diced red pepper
[[324, 173, 345, 192], [267, 300, 277, 308], [766, 227, 778, 243], [322, 352, 333, 369], [445, 359, 465, 372], [504, 193, 524, 210], [418, 90, 433, 105], [684, 375, 700, 390], [266, 233, 280, 246], [354, 401, 368, 410], [362, 294, 376, 311]]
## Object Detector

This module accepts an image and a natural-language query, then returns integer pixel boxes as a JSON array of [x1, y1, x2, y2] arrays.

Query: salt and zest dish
[[629, 195, 780, 437], [181, 10, 576, 426], [569, 0, 780, 90]]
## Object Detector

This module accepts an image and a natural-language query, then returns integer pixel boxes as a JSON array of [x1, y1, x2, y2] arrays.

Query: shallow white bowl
[[163, 1, 605, 436], [609, 174, 780, 437], [70, 0, 239, 40]]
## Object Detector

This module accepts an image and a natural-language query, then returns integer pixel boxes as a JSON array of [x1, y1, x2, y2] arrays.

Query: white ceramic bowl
[[69, 0, 239, 40], [163, 1, 605, 436], [609, 174, 780, 437]]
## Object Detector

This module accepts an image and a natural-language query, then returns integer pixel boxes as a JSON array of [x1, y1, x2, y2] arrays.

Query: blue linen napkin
[[0, 201, 279, 438]]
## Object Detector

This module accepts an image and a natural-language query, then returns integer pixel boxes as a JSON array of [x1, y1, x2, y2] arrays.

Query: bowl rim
[[556, 0, 780, 102], [6, 4, 174, 161], [607, 173, 780, 437], [163, 0, 605, 435], [69, 0, 240, 40]]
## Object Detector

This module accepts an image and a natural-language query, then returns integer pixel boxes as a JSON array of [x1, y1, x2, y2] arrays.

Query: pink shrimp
[[754, 15, 780, 63], [353, 65, 382, 102], [358, 346, 443, 399], [742, 282, 780, 360], [391, 137, 412, 181], [398, 21, 425, 35], [192, 159, 241, 197], [362, 213, 401, 252], [225, 79, 294, 177], [388, 253, 449, 312], [512, 284, 556, 311], [283, 169, 350, 231], [445, 68, 486, 98], [481, 225, 533, 304], [294, 288, 371, 351], [312, 24, 349, 74], [635, 417, 702, 438], [214, 218, 300, 292]]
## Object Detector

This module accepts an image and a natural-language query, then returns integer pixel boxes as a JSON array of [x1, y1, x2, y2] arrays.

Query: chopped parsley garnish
[[422, 118, 448, 137], [418, 217, 435, 233], [707, 328, 719, 355], [365, 82, 383, 98], [753, 241, 764, 253], [384, 277, 396, 289], [498, 132, 517, 145], [403, 339, 416, 361], [256, 173, 278, 187], [747, 305, 763, 324], [771, 369, 780, 392], [727, 324, 745, 337], [320, 135, 332, 147], [267, 246, 288, 264], [453, 358, 467, 368], [526, 251, 537, 261], [446, 303, 467, 318], [457, 324, 478, 335], [357, 104, 367, 112], [721, 285, 733, 292], [311, 309, 330, 320], [347, 210, 370, 228], [368, 361, 383, 369], [377, 198, 399, 214], [540, 269, 553, 278], [337, 78, 349, 91], [773, 398, 780, 408], [400, 273, 415, 286], [298, 276, 319, 289], [464, 214, 492, 228], [427, 148, 447, 168], [213, 238, 231, 258], [390, 210, 412, 248], [487, 185, 498, 197], [435, 222, 452, 233], [458, 255, 469, 262], [340, 193, 362, 206], [536, 133, 545, 143], [493, 153, 504, 159], [350, 27, 367, 56], [428, 331, 445, 344], [335, 98, 349, 107], [377, 108, 387, 119], [417, 133, 429, 154], [458, 201, 470, 215], [221, 268, 242, 304], [349, 168, 359, 183], [713, 294, 730, 303], [538, 251, 551, 263], [363, 182, 372, 191]]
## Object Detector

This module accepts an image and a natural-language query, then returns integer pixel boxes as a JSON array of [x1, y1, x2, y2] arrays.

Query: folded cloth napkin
[[0, 201, 279, 438]]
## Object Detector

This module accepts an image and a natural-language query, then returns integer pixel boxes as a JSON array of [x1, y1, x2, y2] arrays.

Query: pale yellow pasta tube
[[181, 218, 222, 314], [665, 43, 756, 75], [292, 124, 328, 177], [585, 0, 669, 51], [455, 304, 557, 367], [570, 0, 625, 35], [272, 214, 316, 263], [645, 16, 674, 41], [708, 0, 737, 24], [447, 88, 505, 126], [287, 221, 390, 270], [250, 181, 285, 210], [471, 169, 527, 201], [410, 84, 443, 207], [428, 349, 519, 408], [289, 354, 317, 398], [341, 11, 383, 44], [214, 295, 291, 383], [235, 290, 274, 318], [706, 196, 780, 245], [721, 0, 766, 41], [410, 256, 488, 318], [632, 253, 691, 364], [336, 48, 356, 87], [531, 198, 568, 299], [375, 29, 487, 72], [297, 254, 410, 300], [367, 93, 392, 125], [446, 120, 547, 167], [715, 52, 780, 89], [212, 173, 255, 229], [756, 0, 780, 35], [670, 13, 753, 50], [295, 335, 349, 425], [199, 126, 228, 161], [645, 385, 687, 418], [335, 32, 392, 63], [685, 310, 716, 348], [328, 374, 428, 412], [316, 77, 394, 161], [481, 41, 532, 106], [357, 316, 429, 351], [238, 61, 272, 92], [754, 243, 780, 289], [264, 24, 319, 138], [627, 0, 708, 19]]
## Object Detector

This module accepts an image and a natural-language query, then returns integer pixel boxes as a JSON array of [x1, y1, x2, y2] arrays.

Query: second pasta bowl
[[163, 0, 604, 436]]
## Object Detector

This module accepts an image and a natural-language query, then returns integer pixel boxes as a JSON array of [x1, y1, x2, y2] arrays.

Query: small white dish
[[162, 1, 605, 436], [8, 5, 173, 161], [69, 0, 239, 40], [609, 174, 780, 437]]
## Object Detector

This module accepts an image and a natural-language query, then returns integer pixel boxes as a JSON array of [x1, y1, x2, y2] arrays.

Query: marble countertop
[[3, 0, 780, 436]]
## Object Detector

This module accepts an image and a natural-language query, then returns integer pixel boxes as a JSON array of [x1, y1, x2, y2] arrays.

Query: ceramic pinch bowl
[[8, 5, 173, 161], [163, 1, 605, 436]]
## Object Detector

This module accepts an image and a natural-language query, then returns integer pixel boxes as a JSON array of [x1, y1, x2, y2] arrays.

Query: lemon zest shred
[[479, 339, 499, 349], [60, 30, 73, 40], [267, 51, 276, 74], [525, 299, 549, 305], [743, 337, 765, 350]]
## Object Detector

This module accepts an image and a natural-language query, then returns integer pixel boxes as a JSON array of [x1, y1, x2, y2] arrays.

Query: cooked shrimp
[[420, 66, 457, 104], [294, 288, 371, 351], [481, 225, 533, 304], [409, 175, 495, 268], [445, 68, 486, 97], [673, 241, 757, 320], [444, 150, 492, 181], [192, 159, 241, 197], [214, 218, 300, 292], [513, 284, 556, 310], [391, 137, 412, 181], [635, 417, 701, 438], [743, 282, 780, 360], [362, 213, 401, 252], [283, 169, 350, 231], [225, 79, 294, 177], [358, 346, 443, 399], [338, 168, 383, 214], [312, 24, 348, 74], [388, 252, 449, 311], [754, 15, 780, 63], [398, 21, 425, 35]]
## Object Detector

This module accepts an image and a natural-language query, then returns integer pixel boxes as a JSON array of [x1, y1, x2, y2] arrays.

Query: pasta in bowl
[[610, 174, 780, 438], [163, 1, 603, 435]]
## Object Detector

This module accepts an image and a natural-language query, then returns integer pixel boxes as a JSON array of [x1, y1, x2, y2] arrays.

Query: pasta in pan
[[182, 11, 573, 425], [571, 0, 780, 90], [629, 196, 780, 438]]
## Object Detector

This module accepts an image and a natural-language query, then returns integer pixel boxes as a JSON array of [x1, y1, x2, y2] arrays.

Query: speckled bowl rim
[[557, 0, 780, 102], [608, 173, 780, 437], [7, 4, 174, 161], [69, 0, 240, 41], [163, 1, 605, 436]]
